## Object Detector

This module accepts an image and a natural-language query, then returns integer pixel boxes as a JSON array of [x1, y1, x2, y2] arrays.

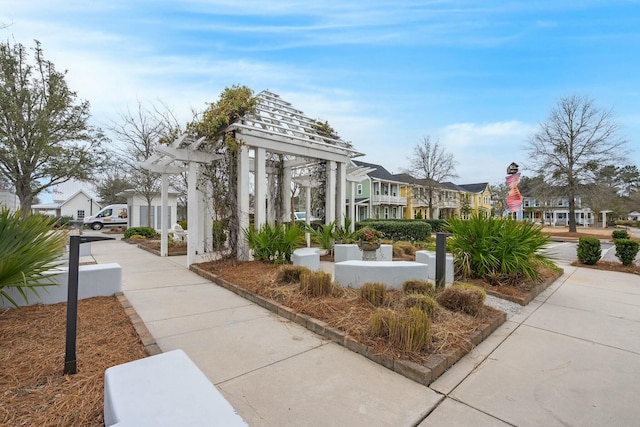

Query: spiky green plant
[[445, 215, 555, 285], [306, 221, 335, 251], [243, 222, 305, 263], [0, 209, 66, 306]]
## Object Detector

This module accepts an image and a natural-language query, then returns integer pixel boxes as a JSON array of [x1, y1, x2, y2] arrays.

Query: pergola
[[143, 90, 369, 265]]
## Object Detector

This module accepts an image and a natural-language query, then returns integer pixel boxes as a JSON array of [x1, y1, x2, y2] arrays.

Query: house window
[[357, 184, 362, 195], [384, 207, 389, 219], [77, 210, 85, 219], [392, 207, 397, 218]]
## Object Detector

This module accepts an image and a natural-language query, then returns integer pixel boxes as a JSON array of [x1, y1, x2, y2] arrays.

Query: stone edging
[[480, 269, 563, 306], [189, 264, 506, 387], [115, 292, 162, 356]]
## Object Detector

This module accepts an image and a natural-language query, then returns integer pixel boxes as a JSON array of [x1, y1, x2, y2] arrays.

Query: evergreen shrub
[[577, 237, 601, 265]]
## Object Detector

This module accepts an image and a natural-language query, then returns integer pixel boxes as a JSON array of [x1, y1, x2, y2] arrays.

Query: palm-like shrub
[[305, 221, 335, 251], [244, 222, 305, 263], [0, 209, 66, 306], [445, 215, 555, 285]]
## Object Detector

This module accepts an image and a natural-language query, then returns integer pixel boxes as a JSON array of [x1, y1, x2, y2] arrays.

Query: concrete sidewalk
[[91, 236, 640, 427]]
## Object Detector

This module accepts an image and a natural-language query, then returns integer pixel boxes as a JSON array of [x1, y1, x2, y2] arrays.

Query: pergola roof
[[228, 90, 363, 162]]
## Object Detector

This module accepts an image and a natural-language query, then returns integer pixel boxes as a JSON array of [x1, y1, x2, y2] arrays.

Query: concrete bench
[[415, 250, 454, 285], [0, 263, 122, 308], [292, 247, 320, 271], [334, 244, 393, 262], [104, 349, 247, 427], [334, 260, 428, 290]]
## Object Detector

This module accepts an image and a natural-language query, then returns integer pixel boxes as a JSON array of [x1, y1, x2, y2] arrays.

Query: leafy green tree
[[527, 95, 627, 232], [406, 136, 458, 219], [0, 40, 106, 216]]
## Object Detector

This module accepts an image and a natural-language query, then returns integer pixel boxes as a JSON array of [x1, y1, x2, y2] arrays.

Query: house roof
[[352, 160, 406, 183], [440, 181, 468, 192], [459, 183, 490, 194]]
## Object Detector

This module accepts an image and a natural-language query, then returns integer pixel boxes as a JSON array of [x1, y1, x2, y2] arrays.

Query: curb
[[189, 264, 506, 387], [115, 292, 162, 356], [479, 269, 563, 306]]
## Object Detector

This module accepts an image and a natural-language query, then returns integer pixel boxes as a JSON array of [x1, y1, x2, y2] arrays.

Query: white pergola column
[[237, 145, 251, 260], [336, 162, 346, 226], [197, 188, 207, 253], [305, 185, 312, 247], [255, 148, 266, 229], [187, 162, 199, 266], [325, 160, 336, 224], [160, 174, 169, 257], [282, 166, 292, 222], [349, 181, 356, 231]]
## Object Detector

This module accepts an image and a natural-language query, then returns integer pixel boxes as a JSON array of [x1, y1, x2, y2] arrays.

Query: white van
[[84, 204, 128, 230]]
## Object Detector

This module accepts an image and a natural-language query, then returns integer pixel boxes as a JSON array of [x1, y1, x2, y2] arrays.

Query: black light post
[[435, 232, 448, 290], [64, 235, 114, 375]]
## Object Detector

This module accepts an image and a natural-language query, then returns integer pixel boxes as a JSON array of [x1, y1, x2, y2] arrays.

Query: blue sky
[[2, 0, 640, 189]]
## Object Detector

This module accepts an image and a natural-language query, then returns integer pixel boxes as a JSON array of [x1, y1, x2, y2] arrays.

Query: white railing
[[371, 195, 407, 205]]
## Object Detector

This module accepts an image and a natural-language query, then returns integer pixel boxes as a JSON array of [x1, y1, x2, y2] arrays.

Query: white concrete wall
[[0, 263, 122, 308]]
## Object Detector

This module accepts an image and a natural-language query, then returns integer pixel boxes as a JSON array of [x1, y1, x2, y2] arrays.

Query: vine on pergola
[[188, 85, 258, 256]]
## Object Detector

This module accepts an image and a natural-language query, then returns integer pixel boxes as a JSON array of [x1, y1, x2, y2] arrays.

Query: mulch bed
[[0, 296, 148, 426], [571, 260, 640, 276], [467, 268, 562, 306], [124, 238, 188, 256], [192, 260, 506, 385]]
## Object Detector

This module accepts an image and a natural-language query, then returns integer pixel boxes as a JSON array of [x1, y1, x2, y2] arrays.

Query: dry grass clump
[[300, 270, 334, 297], [276, 265, 310, 284], [436, 284, 486, 316], [359, 282, 386, 306], [402, 279, 435, 296], [404, 293, 438, 316], [368, 307, 431, 352]]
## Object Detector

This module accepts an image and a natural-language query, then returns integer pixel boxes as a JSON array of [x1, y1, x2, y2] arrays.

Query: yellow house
[[459, 183, 492, 218]]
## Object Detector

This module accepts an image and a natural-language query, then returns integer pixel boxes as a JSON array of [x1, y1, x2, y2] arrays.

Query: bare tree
[[109, 101, 175, 226], [527, 95, 627, 232], [405, 136, 458, 219]]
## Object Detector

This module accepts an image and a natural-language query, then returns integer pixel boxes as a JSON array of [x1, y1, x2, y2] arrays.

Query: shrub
[[128, 234, 145, 239], [306, 221, 335, 251], [367, 307, 431, 352], [393, 241, 416, 257], [614, 239, 640, 266], [0, 209, 66, 307], [445, 215, 555, 285], [244, 222, 305, 263], [360, 282, 386, 306], [276, 265, 309, 284], [300, 271, 333, 297], [356, 219, 431, 242], [178, 220, 188, 230], [55, 215, 74, 228], [404, 294, 438, 316], [612, 229, 630, 240], [124, 226, 157, 239], [402, 280, 435, 296], [436, 284, 486, 316], [577, 237, 601, 265]]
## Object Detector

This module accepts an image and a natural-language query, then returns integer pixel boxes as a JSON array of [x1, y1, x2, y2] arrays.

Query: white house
[[117, 189, 179, 230], [31, 189, 102, 220], [629, 211, 640, 221], [0, 189, 19, 212]]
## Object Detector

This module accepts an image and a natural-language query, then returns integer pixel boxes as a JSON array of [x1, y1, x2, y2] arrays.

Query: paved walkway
[[90, 234, 640, 426]]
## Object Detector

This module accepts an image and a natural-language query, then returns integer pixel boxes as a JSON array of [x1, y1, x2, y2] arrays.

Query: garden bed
[[191, 260, 506, 386], [124, 238, 188, 256]]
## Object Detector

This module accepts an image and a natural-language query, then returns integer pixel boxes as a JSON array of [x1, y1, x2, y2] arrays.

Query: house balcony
[[438, 199, 459, 209], [372, 194, 407, 206]]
